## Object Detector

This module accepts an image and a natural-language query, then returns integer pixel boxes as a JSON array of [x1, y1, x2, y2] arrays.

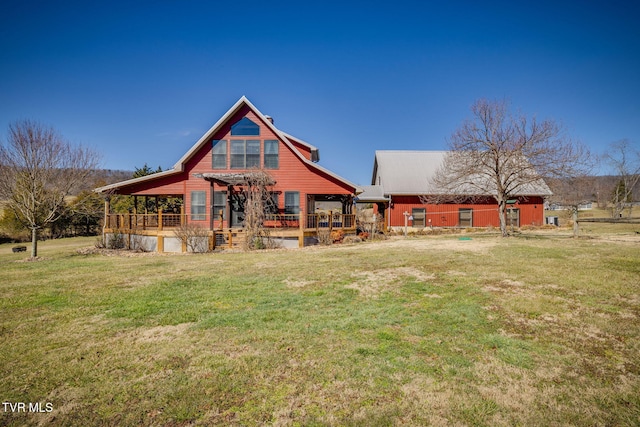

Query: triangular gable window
[[231, 117, 259, 136]]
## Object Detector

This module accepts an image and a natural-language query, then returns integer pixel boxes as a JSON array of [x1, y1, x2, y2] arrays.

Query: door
[[507, 208, 520, 228], [230, 193, 246, 228]]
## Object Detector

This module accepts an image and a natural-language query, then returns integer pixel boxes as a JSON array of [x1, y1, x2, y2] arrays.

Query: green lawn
[[1, 234, 639, 426]]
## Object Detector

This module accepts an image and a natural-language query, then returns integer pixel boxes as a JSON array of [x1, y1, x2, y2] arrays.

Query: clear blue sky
[[1, 0, 638, 185]]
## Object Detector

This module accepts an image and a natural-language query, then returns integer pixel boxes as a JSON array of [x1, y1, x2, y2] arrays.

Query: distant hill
[[79, 169, 133, 193], [547, 175, 639, 207]]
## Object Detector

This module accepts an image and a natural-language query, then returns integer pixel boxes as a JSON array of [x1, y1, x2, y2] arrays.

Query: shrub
[[173, 224, 210, 253], [107, 232, 126, 250], [317, 230, 332, 245], [331, 230, 345, 243], [343, 235, 362, 244]]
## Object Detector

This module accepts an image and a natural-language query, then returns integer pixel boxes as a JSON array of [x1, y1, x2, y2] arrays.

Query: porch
[[103, 211, 357, 251]]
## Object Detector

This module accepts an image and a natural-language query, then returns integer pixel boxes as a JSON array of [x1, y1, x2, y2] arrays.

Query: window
[[213, 191, 226, 220], [230, 140, 260, 169], [412, 208, 426, 228], [212, 140, 227, 169], [507, 208, 520, 227], [264, 140, 279, 169], [266, 192, 279, 215], [191, 191, 206, 221], [231, 117, 259, 136], [459, 208, 473, 227], [284, 191, 300, 215], [247, 140, 260, 168]]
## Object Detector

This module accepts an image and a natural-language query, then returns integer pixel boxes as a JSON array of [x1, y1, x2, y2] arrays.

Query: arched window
[[231, 117, 259, 136]]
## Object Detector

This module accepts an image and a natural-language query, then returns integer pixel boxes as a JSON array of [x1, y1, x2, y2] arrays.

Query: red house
[[359, 150, 551, 231], [96, 96, 359, 251]]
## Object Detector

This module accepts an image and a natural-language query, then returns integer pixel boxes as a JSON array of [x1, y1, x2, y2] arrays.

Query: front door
[[230, 193, 246, 228]]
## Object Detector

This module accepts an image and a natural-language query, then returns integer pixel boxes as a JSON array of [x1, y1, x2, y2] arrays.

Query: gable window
[[213, 191, 227, 221], [412, 208, 426, 228], [231, 140, 260, 169], [191, 191, 206, 221], [212, 140, 227, 169], [284, 191, 300, 215], [459, 208, 473, 227], [264, 140, 279, 169], [231, 117, 259, 136]]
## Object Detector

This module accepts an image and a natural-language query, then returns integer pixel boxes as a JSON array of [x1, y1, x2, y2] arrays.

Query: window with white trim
[[191, 191, 206, 221]]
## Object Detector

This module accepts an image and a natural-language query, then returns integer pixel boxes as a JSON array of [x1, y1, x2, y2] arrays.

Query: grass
[[1, 231, 639, 426]]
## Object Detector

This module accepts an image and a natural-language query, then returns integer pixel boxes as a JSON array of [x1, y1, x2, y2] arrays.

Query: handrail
[[105, 212, 357, 231]]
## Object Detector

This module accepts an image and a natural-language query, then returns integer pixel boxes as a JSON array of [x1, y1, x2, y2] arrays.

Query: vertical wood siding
[[112, 107, 355, 227], [388, 196, 545, 228]]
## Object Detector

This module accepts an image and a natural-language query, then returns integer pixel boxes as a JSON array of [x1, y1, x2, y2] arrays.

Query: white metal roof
[[372, 150, 552, 196]]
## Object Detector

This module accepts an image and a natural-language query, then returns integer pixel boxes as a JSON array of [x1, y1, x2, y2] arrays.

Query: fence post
[[158, 210, 163, 231]]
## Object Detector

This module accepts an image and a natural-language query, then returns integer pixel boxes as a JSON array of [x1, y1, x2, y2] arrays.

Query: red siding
[[108, 105, 355, 227], [386, 196, 545, 228]]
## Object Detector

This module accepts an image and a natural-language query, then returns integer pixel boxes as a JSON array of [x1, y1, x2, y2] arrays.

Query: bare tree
[[240, 170, 276, 250], [603, 139, 640, 218], [432, 99, 589, 237], [546, 174, 596, 237], [0, 120, 100, 257]]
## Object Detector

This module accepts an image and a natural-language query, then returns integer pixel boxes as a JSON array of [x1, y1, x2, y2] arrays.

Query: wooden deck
[[103, 212, 357, 251]]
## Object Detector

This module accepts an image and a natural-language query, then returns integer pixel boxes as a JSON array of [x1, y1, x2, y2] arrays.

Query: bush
[[317, 230, 332, 245], [343, 235, 362, 244], [107, 232, 126, 250], [173, 224, 210, 253], [331, 230, 345, 243]]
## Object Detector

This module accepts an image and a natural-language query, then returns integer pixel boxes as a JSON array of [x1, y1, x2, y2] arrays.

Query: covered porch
[[101, 173, 357, 251]]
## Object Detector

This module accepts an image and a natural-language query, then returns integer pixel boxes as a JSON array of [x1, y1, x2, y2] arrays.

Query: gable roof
[[372, 150, 552, 196], [96, 96, 357, 193]]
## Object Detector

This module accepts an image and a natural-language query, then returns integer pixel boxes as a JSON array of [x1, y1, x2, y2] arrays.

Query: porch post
[[209, 180, 214, 231], [226, 184, 233, 229], [299, 209, 305, 248], [103, 197, 110, 243]]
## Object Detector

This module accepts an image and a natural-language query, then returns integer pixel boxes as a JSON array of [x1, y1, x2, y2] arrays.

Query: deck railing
[[104, 212, 183, 230], [105, 212, 356, 231]]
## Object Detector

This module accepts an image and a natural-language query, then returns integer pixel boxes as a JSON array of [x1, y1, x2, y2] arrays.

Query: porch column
[[299, 211, 305, 248], [209, 180, 214, 231], [103, 198, 111, 243], [226, 184, 233, 229]]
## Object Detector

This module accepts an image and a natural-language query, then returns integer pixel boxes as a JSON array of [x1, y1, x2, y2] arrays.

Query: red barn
[[359, 151, 551, 231], [96, 96, 359, 251]]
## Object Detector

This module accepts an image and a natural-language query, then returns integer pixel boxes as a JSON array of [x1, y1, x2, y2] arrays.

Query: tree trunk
[[498, 201, 508, 237], [30, 228, 38, 258], [572, 208, 579, 238]]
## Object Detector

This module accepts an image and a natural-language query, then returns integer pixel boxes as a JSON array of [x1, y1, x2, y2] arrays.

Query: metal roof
[[356, 185, 388, 202], [372, 150, 552, 196]]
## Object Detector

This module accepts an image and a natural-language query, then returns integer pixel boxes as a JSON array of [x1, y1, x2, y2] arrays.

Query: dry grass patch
[[347, 267, 436, 298]]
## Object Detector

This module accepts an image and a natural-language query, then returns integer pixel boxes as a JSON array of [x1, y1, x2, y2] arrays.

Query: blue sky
[[1, 0, 638, 185]]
